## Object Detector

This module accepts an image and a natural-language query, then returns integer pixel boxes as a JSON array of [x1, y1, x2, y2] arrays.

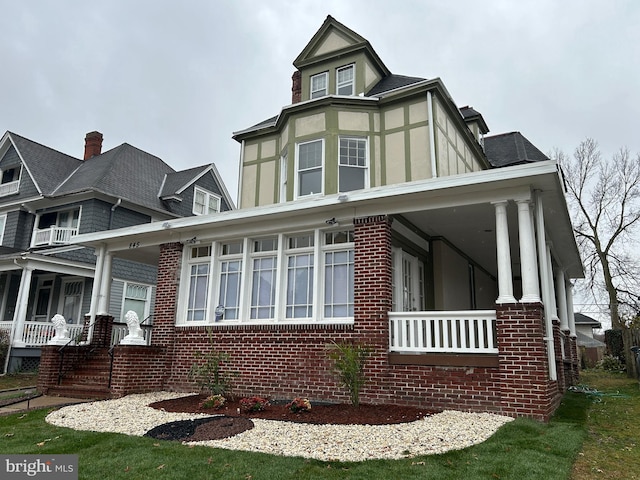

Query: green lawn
[[0, 370, 636, 480]]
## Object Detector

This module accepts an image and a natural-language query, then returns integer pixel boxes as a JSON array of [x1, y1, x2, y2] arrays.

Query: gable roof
[[293, 15, 390, 77], [366, 74, 427, 96], [483, 132, 549, 168], [160, 163, 235, 208], [6, 132, 82, 195], [574, 312, 602, 328]]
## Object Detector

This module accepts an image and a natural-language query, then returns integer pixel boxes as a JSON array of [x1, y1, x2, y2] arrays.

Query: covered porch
[[50, 161, 583, 420]]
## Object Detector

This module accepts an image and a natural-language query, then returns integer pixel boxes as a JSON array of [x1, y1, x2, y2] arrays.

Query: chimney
[[84, 131, 103, 160], [291, 70, 302, 104]]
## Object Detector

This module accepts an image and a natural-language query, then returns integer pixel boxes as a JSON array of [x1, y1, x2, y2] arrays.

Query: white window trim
[[120, 281, 152, 322], [338, 136, 369, 192], [310, 71, 328, 99], [176, 227, 355, 327], [295, 139, 325, 200], [248, 237, 279, 320], [57, 277, 86, 325], [177, 245, 214, 325], [193, 186, 221, 215], [336, 64, 355, 96], [320, 231, 355, 321], [279, 151, 288, 203]]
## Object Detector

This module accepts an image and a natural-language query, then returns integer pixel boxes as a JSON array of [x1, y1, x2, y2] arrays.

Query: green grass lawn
[[0, 370, 636, 480], [0, 372, 38, 391]]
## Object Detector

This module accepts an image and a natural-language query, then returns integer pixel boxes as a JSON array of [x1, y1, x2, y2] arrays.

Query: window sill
[[176, 320, 354, 331]]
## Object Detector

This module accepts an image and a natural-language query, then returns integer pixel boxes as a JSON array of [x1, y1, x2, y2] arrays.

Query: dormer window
[[336, 64, 354, 95], [193, 186, 221, 215], [310, 72, 328, 99]]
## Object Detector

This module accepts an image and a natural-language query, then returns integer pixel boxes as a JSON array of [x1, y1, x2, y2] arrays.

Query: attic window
[[310, 72, 328, 99], [193, 187, 221, 215], [0, 167, 20, 196], [336, 64, 354, 96]]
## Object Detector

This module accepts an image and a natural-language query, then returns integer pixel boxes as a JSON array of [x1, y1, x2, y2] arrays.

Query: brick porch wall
[[110, 345, 167, 397]]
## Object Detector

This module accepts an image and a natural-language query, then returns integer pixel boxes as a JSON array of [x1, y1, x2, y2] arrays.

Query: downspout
[[108, 198, 122, 230], [427, 91, 438, 178]]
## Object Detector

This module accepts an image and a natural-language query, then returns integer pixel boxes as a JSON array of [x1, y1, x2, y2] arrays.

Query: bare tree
[[554, 139, 640, 375]]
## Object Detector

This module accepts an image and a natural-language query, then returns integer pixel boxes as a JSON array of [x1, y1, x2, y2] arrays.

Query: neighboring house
[[0, 131, 233, 373], [574, 312, 605, 367], [40, 16, 583, 421]]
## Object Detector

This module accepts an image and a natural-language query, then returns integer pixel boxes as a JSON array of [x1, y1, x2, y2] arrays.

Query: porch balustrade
[[33, 226, 79, 246], [3, 322, 151, 347], [389, 310, 498, 354], [0, 180, 19, 197]]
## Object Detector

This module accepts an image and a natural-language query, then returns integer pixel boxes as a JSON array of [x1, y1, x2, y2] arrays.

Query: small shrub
[[286, 397, 312, 413], [188, 329, 236, 396], [240, 396, 269, 412], [596, 354, 625, 372], [0, 330, 9, 368], [199, 394, 226, 410], [327, 341, 372, 407]]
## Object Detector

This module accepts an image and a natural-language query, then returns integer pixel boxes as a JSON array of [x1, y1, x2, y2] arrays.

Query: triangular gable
[[293, 15, 390, 76], [161, 164, 235, 210], [0, 131, 82, 196]]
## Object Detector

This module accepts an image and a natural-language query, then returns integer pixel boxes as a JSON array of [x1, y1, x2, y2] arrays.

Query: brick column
[[37, 346, 62, 394], [152, 242, 183, 348], [353, 215, 393, 402], [496, 302, 558, 421], [552, 319, 566, 391]]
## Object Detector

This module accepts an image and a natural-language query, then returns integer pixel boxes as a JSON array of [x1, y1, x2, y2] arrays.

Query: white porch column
[[556, 269, 569, 331], [566, 279, 577, 337], [494, 201, 516, 303], [11, 266, 34, 348], [88, 245, 106, 323], [97, 251, 113, 315], [517, 199, 541, 303]]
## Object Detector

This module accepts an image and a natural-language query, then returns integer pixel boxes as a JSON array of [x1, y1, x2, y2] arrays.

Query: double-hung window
[[193, 187, 221, 215], [122, 282, 151, 322], [323, 230, 354, 318], [339, 137, 368, 192], [336, 64, 354, 96], [217, 241, 243, 320], [297, 139, 323, 197], [186, 246, 212, 321], [285, 233, 315, 319], [250, 238, 278, 319], [310, 72, 328, 98]]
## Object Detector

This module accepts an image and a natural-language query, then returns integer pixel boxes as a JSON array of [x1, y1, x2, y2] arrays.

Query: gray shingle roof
[[9, 132, 82, 194], [366, 74, 427, 96], [53, 143, 176, 212], [575, 312, 602, 328], [483, 132, 549, 168], [160, 165, 211, 198]]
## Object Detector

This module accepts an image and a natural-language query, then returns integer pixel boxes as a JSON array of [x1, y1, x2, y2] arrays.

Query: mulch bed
[[149, 394, 433, 426]]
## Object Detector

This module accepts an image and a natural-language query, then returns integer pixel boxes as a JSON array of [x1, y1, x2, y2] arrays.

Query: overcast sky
[[2, 0, 638, 322]]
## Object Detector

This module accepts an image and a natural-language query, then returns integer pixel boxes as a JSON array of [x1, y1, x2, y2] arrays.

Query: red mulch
[[149, 394, 433, 425]]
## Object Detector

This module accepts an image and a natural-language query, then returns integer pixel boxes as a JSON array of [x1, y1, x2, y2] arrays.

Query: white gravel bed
[[46, 392, 513, 462]]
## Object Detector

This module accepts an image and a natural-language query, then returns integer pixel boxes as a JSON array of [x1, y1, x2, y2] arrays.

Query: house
[[38, 16, 583, 421], [574, 312, 605, 367], [0, 131, 234, 373]]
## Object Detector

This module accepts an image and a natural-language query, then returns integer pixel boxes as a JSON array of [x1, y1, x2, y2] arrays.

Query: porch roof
[[71, 160, 583, 278]]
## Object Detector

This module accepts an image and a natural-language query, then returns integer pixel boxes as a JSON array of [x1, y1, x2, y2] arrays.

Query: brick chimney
[[84, 131, 103, 160], [291, 70, 302, 104]]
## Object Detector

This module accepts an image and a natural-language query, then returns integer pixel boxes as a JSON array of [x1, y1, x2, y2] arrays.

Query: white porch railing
[[0, 180, 19, 197], [389, 310, 498, 354], [18, 322, 84, 347], [0, 321, 12, 336], [32, 226, 79, 246]]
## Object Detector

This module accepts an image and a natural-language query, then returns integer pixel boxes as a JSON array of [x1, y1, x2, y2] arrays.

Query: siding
[[3, 210, 35, 249], [0, 145, 40, 200]]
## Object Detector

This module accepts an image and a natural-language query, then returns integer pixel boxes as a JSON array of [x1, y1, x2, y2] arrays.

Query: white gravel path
[[45, 392, 513, 462]]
